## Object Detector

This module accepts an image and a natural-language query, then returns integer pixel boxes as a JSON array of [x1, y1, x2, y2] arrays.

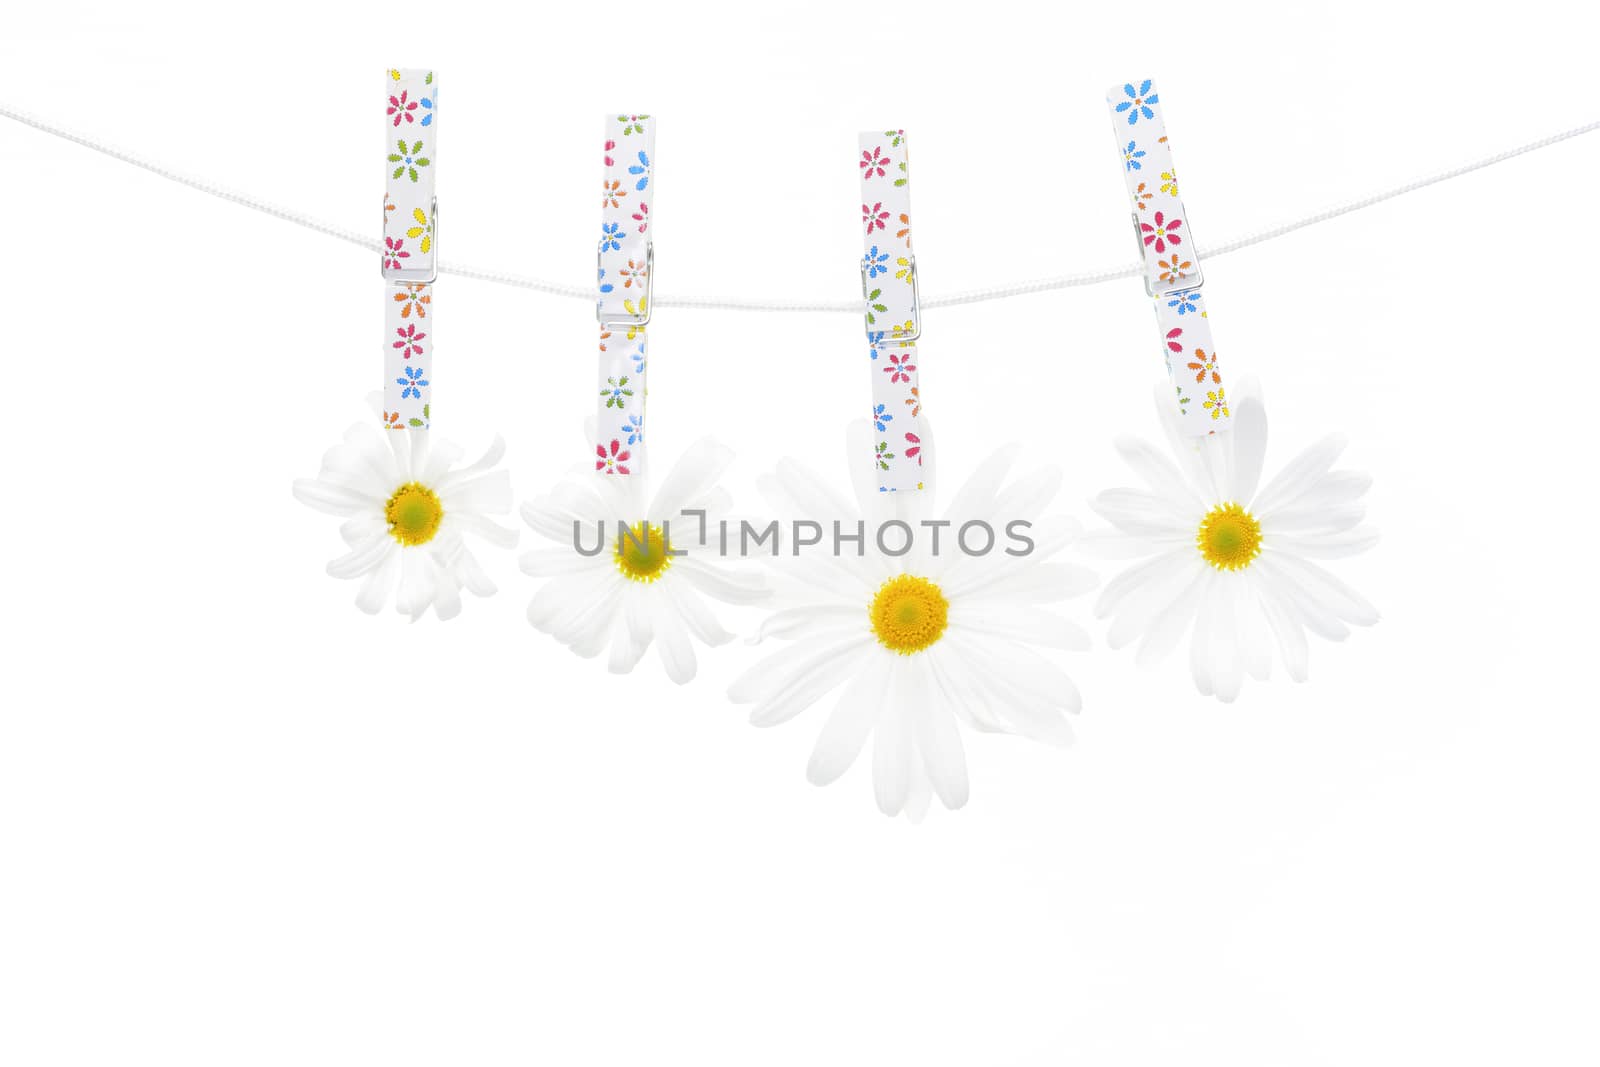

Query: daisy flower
[[519, 435, 767, 683], [1087, 382, 1379, 701], [292, 415, 517, 620], [730, 422, 1096, 821]]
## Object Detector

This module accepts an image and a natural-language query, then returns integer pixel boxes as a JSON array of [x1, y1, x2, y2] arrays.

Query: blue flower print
[[1123, 140, 1146, 171], [864, 246, 890, 279], [419, 96, 434, 126], [625, 414, 645, 446], [599, 222, 623, 253], [397, 365, 428, 399], [598, 267, 614, 294], [873, 403, 894, 432], [1115, 80, 1159, 125], [867, 330, 885, 358], [630, 342, 646, 374], [628, 150, 651, 192], [1167, 290, 1201, 315]]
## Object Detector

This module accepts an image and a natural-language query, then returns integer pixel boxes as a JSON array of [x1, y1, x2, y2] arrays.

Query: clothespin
[[381, 68, 438, 429], [595, 114, 654, 476], [858, 129, 925, 491], [1107, 79, 1230, 430]]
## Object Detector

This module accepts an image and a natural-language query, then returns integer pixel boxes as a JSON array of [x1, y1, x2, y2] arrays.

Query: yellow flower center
[[1196, 502, 1262, 571], [614, 522, 672, 583], [384, 482, 443, 546], [869, 575, 949, 655]]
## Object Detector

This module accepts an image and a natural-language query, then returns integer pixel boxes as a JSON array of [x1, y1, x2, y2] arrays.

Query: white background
[[3, 2, 1597, 1064]]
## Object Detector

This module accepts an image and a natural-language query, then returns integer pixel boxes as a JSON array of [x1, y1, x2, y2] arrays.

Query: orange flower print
[[1158, 254, 1193, 285], [896, 212, 912, 246], [1132, 182, 1154, 212], [1187, 347, 1219, 385], [602, 178, 626, 208], [394, 284, 430, 319], [905, 386, 921, 417]]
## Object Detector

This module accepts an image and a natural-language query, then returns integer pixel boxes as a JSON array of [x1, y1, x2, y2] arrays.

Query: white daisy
[[729, 422, 1096, 821], [519, 435, 767, 684], [1087, 382, 1379, 701], [292, 420, 517, 620]]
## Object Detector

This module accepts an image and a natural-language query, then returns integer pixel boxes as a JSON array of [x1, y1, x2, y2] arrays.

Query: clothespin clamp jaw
[[380, 68, 440, 287], [597, 242, 654, 330], [861, 252, 921, 344]]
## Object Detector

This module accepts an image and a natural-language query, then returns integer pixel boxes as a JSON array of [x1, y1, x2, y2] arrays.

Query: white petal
[[1135, 568, 1206, 668], [1096, 548, 1192, 620], [1228, 396, 1269, 505], [434, 434, 508, 492], [439, 469, 513, 517], [663, 581, 734, 648], [1263, 505, 1366, 536], [1261, 553, 1379, 626], [1268, 526, 1380, 559], [649, 437, 735, 522], [751, 604, 866, 643], [1208, 576, 1244, 703], [1076, 528, 1186, 559], [871, 693, 912, 817], [609, 585, 653, 673], [1251, 433, 1348, 516], [955, 606, 1091, 652], [326, 532, 393, 580], [1115, 434, 1203, 512], [1250, 571, 1310, 682], [675, 557, 769, 605], [1090, 488, 1193, 537], [806, 654, 892, 786], [748, 642, 873, 727], [448, 512, 520, 549], [1188, 570, 1216, 696], [942, 444, 1020, 524], [293, 478, 379, 517], [728, 634, 863, 705], [909, 669, 969, 810], [1106, 551, 1203, 649], [650, 590, 698, 684], [354, 545, 399, 614]]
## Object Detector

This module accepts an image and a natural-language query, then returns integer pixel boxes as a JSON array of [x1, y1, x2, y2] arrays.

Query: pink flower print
[[863, 202, 890, 235], [604, 139, 616, 167], [1140, 211, 1183, 253], [602, 179, 626, 208], [860, 146, 888, 180], [388, 90, 418, 126], [1166, 327, 1183, 354], [383, 236, 409, 270], [904, 431, 923, 464], [393, 323, 427, 360], [631, 202, 649, 233], [596, 439, 631, 475], [884, 352, 917, 384]]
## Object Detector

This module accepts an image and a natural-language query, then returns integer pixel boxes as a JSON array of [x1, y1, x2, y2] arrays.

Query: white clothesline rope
[[4, 101, 1598, 312]]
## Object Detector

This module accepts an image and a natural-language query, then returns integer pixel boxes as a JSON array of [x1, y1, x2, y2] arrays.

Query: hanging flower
[[860, 146, 888, 179], [521, 435, 767, 682], [1123, 140, 1147, 171], [595, 438, 631, 474], [393, 322, 426, 360], [1084, 382, 1377, 700], [729, 422, 1096, 819], [393, 284, 430, 319], [1115, 80, 1159, 125], [293, 414, 516, 620], [863, 202, 890, 234], [1140, 210, 1183, 253]]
